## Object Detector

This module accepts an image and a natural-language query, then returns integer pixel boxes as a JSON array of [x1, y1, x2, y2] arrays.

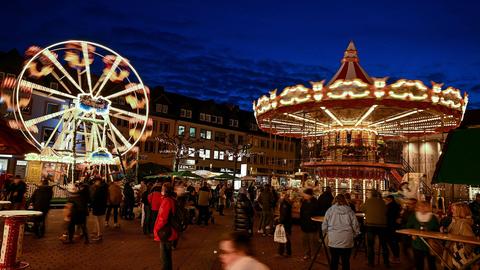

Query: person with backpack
[[154, 182, 178, 270]]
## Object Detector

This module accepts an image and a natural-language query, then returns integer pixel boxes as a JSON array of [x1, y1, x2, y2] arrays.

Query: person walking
[[385, 195, 401, 264], [234, 187, 254, 236], [322, 194, 360, 270], [123, 181, 135, 220], [277, 192, 293, 257], [154, 183, 178, 270], [142, 183, 153, 234], [406, 201, 439, 270], [361, 190, 389, 267], [300, 188, 320, 260], [149, 183, 163, 231], [29, 179, 53, 238], [197, 182, 211, 226], [90, 177, 108, 241], [105, 180, 122, 228], [258, 184, 274, 236]]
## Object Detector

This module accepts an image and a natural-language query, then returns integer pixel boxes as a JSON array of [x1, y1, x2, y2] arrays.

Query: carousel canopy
[[432, 128, 480, 185], [253, 41, 468, 138]]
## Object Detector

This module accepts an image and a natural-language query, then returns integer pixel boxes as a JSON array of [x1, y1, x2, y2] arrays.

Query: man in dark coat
[[30, 179, 53, 237], [122, 181, 135, 220], [65, 185, 89, 244], [317, 186, 334, 216], [300, 188, 320, 260], [258, 184, 274, 235], [90, 177, 108, 241], [386, 195, 401, 263], [278, 192, 293, 257]]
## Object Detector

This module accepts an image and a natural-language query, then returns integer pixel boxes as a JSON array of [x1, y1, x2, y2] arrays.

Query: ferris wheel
[[12, 40, 151, 165]]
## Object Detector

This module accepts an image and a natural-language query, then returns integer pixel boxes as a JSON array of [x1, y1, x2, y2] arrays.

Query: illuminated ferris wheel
[[13, 40, 151, 164]]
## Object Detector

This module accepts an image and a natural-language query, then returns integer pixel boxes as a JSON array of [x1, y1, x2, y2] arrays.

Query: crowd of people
[[3, 172, 480, 270]]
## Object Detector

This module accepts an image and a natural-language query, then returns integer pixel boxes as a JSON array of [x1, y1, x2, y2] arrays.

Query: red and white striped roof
[[327, 41, 373, 85]]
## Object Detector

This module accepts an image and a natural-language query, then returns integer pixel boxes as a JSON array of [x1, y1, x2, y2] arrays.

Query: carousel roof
[[253, 42, 468, 138]]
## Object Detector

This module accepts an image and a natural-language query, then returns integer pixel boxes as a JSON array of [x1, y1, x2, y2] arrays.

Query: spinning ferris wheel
[[12, 40, 151, 165]]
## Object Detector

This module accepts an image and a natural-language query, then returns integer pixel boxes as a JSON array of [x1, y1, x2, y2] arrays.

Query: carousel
[[253, 41, 468, 200]]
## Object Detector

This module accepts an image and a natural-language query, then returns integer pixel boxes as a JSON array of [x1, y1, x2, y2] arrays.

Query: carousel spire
[[327, 41, 373, 85]]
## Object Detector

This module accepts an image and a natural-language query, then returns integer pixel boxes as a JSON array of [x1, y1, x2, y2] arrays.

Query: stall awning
[[0, 120, 37, 156], [432, 128, 480, 185]]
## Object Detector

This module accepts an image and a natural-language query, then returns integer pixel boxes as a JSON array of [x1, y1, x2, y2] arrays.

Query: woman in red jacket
[[154, 183, 178, 270]]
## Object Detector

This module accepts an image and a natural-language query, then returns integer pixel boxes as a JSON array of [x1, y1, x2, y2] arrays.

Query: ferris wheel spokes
[[81, 42, 94, 94], [20, 80, 77, 100], [93, 56, 123, 98], [42, 49, 85, 94], [23, 107, 75, 129], [109, 106, 147, 121], [104, 83, 145, 100]]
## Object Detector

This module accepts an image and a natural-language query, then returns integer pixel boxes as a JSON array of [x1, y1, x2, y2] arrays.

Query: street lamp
[[232, 143, 252, 183]]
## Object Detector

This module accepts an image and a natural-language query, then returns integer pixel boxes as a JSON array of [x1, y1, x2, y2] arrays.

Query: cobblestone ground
[[19, 208, 411, 270]]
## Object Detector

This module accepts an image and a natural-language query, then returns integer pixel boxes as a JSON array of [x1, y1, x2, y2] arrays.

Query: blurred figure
[[322, 194, 360, 270], [154, 183, 178, 270], [106, 180, 122, 228], [234, 187, 254, 236], [218, 185, 226, 216], [64, 185, 89, 244], [149, 183, 163, 231], [318, 186, 334, 216], [400, 198, 417, 258], [385, 195, 401, 264], [361, 190, 389, 267], [225, 184, 234, 209], [30, 179, 53, 238], [443, 203, 475, 268], [277, 192, 293, 257], [219, 232, 269, 270], [406, 201, 439, 270], [197, 182, 211, 226], [9, 175, 27, 210], [90, 177, 108, 241], [469, 193, 480, 226], [141, 182, 153, 234], [344, 193, 356, 212], [300, 188, 320, 260], [122, 181, 135, 220], [258, 184, 274, 236]]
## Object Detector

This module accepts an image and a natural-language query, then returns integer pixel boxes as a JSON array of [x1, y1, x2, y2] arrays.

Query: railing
[[26, 184, 69, 199]]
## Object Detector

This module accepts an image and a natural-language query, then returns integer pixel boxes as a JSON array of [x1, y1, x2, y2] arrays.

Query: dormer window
[[180, 108, 192, 118]]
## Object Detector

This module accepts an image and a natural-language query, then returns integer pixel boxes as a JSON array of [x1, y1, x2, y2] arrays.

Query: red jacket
[[148, 191, 163, 211], [153, 196, 178, 242]]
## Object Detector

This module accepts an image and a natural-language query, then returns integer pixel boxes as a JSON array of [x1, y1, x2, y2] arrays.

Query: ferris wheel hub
[[76, 94, 110, 115]]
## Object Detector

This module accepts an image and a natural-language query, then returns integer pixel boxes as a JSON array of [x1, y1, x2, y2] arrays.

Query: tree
[[155, 133, 207, 171]]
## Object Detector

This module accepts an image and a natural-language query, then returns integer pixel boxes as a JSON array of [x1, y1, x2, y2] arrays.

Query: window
[[144, 141, 156, 153], [178, 125, 185, 136], [119, 97, 126, 105], [214, 150, 219, 160], [228, 134, 236, 144], [211, 115, 217, 123], [215, 131, 226, 143], [152, 120, 158, 133], [156, 104, 168, 113], [160, 123, 170, 133], [229, 119, 239, 127], [188, 148, 195, 157], [250, 123, 258, 131], [45, 103, 60, 115], [219, 151, 225, 160], [228, 154, 234, 161], [199, 149, 211, 159], [238, 136, 244, 145], [189, 127, 196, 138], [42, 127, 56, 146], [50, 82, 59, 90], [180, 109, 192, 118], [218, 116, 223, 124], [200, 129, 212, 140], [200, 114, 212, 122]]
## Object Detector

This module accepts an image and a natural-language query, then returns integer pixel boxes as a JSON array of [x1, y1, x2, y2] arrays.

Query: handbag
[[274, 224, 287, 243]]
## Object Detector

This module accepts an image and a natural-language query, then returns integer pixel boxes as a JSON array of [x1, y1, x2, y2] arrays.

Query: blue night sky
[[2, 0, 480, 110]]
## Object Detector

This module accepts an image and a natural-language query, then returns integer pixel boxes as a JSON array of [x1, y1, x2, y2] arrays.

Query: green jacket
[[406, 213, 440, 251]]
